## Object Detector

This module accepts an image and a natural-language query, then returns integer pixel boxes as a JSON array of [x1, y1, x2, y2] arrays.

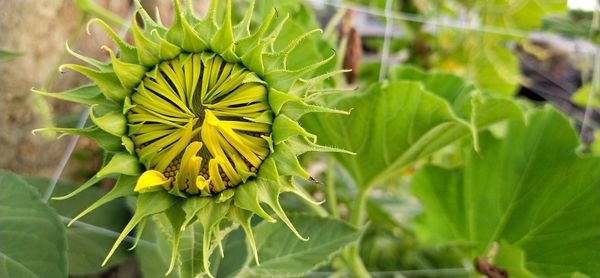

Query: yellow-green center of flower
[[128, 52, 272, 196]]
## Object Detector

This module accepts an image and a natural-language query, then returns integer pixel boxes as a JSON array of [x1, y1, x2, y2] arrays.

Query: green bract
[[34, 0, 351, 276]]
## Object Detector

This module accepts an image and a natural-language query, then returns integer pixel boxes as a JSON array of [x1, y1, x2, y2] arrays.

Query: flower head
[[35, 0, 350, 275], [129, 53, 272, 196]]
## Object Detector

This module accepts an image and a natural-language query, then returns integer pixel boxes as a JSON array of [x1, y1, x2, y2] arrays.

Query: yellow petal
[[175, 142, 204, 193], [180, 141, 203, 169], [209, 158, 226, 192], [196, 175, 211, 191], [134, 170, 170, 192], [204, 110, 262, 161], [155, 119, 195, 171]]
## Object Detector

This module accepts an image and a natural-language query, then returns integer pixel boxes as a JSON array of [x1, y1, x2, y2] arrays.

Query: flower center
[[128, 53, 272, 196]]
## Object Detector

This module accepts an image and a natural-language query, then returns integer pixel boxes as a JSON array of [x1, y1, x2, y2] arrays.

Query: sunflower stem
[[323, 8, 347, 41], [342, 244, 370, 278], [350, 187, 368, 226], [326, 157, 340, 218], [75, 0, 127, 29], [341, 186, 370, 277]]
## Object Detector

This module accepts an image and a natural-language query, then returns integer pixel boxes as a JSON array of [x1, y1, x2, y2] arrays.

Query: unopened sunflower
[[34, 0, 350, 275]]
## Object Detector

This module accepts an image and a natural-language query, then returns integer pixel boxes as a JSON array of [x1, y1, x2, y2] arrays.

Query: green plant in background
[[428, 0, 567, 96], [352, 0, 568, 96], [413, 107, 600, 277]]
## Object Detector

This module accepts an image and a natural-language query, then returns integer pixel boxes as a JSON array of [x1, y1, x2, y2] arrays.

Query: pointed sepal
[[87, 18, 138, 63], [287, 136, 355, 156], [233, 180, 275, 222], [32, 126, 122, 152], [51, 175, 103, 201], [167, 0, 208, 53], [210, 0, 237, 62], [67, 175, 137, 225], [235, 8, 277, 56], [269, 146, 310, 179], [102, 191, 177, 266], [89, 105, 127, 137], [65, 42, 111, 71], [59, 64, 129, 102], [256, 159, 308, 241], [228, 207, 260, 265], [272, 114, 317, 144], [96, 153, 141, 178], [195, 200, 231, 277], [269, 89, 349, 120], [103, 46, 147, 89], [131, 11, 162, 67], [32, 84, 116, 107], [264, 51, 335, 92]]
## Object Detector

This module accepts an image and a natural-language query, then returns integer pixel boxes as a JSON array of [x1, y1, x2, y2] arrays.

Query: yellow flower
[[34, 0, 351, 276], [129, 53, 272, 196]]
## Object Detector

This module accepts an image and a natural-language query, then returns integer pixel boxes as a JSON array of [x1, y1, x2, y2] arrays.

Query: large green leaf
[[176, 221, 206, 278], [305, 81, 468, 188], [0, 171, 67, 278], [412, 107, 600, 277], [305, 76, 521, 188], [25, 177, 132, 275], [239, 215, 360, 277], [471, 40, 521, 97], [390, 65, 523, 129]]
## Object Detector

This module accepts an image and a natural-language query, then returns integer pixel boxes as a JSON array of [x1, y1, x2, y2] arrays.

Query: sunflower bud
[[35, 0, 351, 275]]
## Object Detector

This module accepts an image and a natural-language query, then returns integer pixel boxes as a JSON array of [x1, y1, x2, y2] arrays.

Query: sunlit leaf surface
[[413, 108, 600, 277], [306, 70, 522, 188]]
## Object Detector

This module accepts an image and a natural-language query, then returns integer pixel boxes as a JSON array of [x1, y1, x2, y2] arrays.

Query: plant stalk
[[326, 157, 340, 218], [341, 186, 370, 277], [350, 187, 368, 226], [343, 244, 370, 278]]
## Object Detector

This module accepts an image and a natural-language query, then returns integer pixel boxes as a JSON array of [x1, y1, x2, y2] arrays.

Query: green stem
[[341, 186, 370, 277], [75, 0, 127, 29], [350, 187, 368, 226], [342, 245, 370, 278], [323, 8, 347, 40], [326, 158, 340, 218]]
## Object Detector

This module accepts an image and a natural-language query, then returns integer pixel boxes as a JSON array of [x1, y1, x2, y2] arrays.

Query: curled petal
[[135, 170, 170, 192]]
